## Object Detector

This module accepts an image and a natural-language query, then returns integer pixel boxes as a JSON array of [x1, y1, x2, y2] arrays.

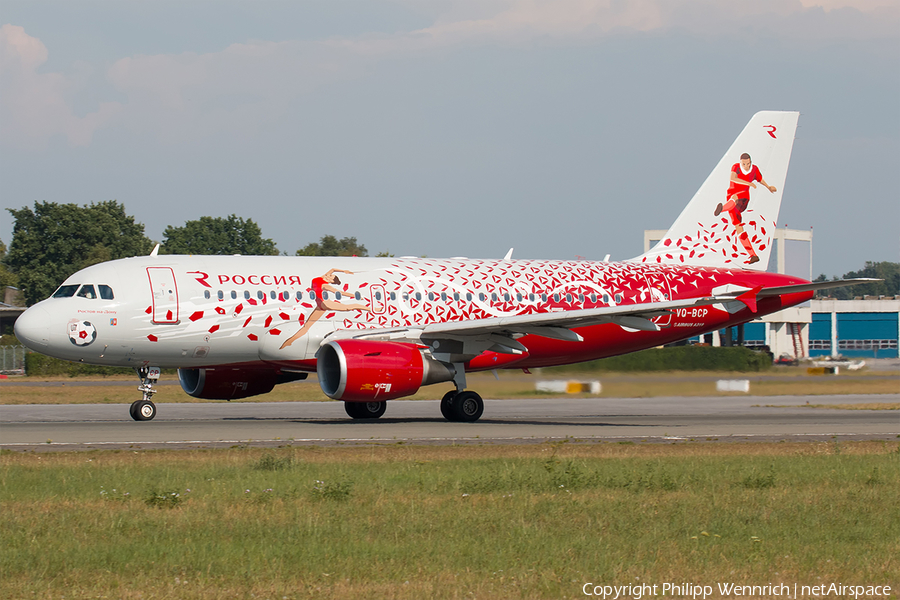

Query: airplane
[[13, 111, 872, 422]]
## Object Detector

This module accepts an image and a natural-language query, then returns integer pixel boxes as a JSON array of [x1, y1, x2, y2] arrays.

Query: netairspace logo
[[582, 582, 893, 599]]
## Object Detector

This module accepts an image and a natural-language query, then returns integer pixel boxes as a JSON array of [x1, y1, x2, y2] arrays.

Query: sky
[[1, 0, 898, 278]]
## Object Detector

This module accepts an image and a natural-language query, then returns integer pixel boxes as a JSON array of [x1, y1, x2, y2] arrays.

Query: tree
[[0, 239, 18, 294], [814, 261, 899, 299], [161, 215, 278, 256], [5, 201, 154, 305], [296, 235, 368, 257]]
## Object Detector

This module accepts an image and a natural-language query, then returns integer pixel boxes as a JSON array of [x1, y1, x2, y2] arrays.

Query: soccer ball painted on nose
[[68, 320, 97, 346]]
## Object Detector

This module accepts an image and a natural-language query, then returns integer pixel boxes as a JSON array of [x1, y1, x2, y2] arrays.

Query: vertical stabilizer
[[635, 111, 799, 270]]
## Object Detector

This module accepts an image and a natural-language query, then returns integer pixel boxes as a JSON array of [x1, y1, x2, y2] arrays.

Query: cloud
[[2, 1, 896, 149], [409, 0, 899, 45], [0, 24, 122, 150]]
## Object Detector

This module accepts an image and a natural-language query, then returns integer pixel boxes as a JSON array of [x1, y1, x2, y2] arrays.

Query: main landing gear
[[344, 401, 387, 419], [130, 366, 160, 421], [440, 390, 484, 422]]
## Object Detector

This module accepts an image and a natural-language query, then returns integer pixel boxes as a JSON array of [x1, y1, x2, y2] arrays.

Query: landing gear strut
[[131, 366, 160, 421], [438, 363, 484, 422]]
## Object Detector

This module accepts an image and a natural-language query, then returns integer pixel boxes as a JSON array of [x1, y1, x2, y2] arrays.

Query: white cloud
[[2, 1, 896, 149], [400, 0, 899, 45], [0, 24, 122, 150]]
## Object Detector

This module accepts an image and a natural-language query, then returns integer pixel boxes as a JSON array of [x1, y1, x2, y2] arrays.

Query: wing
[[323, 278, 880, 359], [325, 295, 722, 357]]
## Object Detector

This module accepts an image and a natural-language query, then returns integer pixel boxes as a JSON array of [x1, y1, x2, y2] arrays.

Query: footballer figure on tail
[[714, 152, 777, 265]]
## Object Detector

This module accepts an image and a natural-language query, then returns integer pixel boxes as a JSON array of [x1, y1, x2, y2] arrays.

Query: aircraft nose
[[14, 305, 52, 349]]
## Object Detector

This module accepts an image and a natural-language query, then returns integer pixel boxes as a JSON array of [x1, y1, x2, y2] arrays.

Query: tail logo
[[764, 125, 777, 139]]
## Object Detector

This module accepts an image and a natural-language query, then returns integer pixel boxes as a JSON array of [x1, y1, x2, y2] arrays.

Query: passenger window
[[504, 293, 510, 302], [428, 292, 435, 301], [98, 285, 114, 300], [541, 294, 548, 302], [335, 292, 342, 300], [578, 294, 584, 302], [453, 292, 459, 302], [204, 290, 211, 299], [440, 292, 447, 301], [231, 291, 237, 300], [415, 292, 422, 301], [244, 291, 251, 299], [76, 285, 97, 299], [322, 291, 329, 300], [53, 284, 79, 298], [553, 293, 560, 302], [603, 294, 610, 303], [566, 294, 572, 302], [375, 291, 383, 301], [217, 291, 224, 300], [529, 293, 535, 302], [466, 293, 473, 302], [296, 291, 303, 300], [270, 291, 276, 300], [390, 292, 396, 301], [310, 291, 317, 300], [491, 293, 498, 302], [257, 291, 265, 300], [590, 293, 597, 302], [479, 293, 486, 302], [615, 294, 622, 303]]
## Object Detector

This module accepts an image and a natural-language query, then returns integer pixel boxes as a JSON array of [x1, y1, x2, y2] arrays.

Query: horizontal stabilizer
[[756, 278, 882, 297]]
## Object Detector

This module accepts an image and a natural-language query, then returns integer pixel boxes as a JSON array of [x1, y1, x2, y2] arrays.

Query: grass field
[[1, 367, 897, 405], [2, 442, 898, 599]]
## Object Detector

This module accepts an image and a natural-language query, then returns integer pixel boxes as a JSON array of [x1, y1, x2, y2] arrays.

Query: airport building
[[644, 228, 900, 360]]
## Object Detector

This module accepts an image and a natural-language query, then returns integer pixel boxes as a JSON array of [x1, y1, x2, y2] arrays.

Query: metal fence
[[0, 345, 27, 374]]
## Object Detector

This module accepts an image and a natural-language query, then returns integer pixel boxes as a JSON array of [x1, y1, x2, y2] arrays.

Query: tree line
[[813, 262, 899, 300], [1, 201, 390, 305]]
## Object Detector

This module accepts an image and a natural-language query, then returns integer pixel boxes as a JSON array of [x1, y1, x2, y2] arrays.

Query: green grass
[[1, 443, 898, 599]]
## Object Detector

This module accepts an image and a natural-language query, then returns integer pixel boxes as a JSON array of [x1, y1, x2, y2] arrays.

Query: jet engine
[[178, 367, 306, 400], [317, 339, 455, 401]]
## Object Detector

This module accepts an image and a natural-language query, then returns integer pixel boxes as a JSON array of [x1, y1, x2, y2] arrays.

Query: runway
[[1, 394, 897, 451]]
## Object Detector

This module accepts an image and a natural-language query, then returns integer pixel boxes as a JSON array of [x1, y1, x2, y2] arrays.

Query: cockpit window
[[98, 285, 114, 300], [52, 284, 80, 298], [76, 285, 97, 299]]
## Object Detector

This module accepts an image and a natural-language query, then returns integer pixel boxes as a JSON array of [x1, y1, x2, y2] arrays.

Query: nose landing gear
[[131, 366, 160, 421]]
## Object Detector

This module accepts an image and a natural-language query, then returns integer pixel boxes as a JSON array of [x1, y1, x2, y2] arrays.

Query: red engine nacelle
[[317, 340, 454, 402], [178, 367, 305, 400]]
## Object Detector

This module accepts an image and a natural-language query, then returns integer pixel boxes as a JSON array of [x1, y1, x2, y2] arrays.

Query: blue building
[[808, 298, 899, 359], [690, 298, 899, 360]]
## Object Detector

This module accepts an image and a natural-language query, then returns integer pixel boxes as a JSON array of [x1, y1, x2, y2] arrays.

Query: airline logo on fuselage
[[188, 271, 304, 288]]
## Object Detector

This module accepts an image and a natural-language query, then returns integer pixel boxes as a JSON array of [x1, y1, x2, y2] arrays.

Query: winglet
[[150, 244, 160, 257], [736, 285, 763, 313], [503, 248, 514, 260]]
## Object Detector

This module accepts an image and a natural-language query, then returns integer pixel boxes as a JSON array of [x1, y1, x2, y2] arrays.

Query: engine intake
[[317, 340, 455, 401]]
